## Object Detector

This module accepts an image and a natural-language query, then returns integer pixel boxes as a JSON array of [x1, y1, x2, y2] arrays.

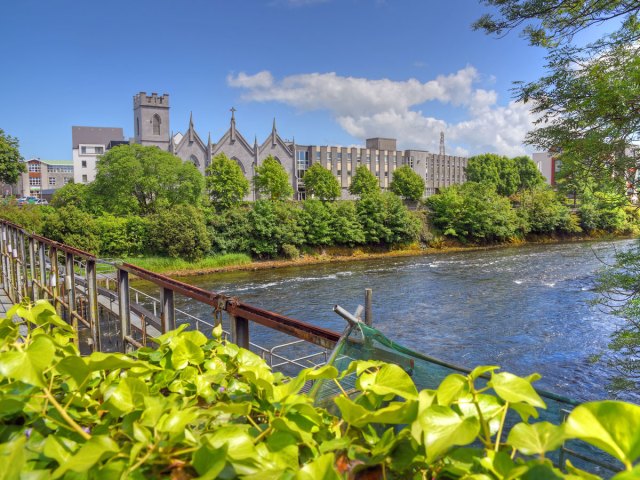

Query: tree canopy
[[253, 155, 293, 201], [348, 165, 380, 197], [0, 129, 26, 186], [91, 144, 204, 215], [390, 165, 425, 201], [466, 154, 544, 196], [302, 163, 341, 201], [206, 153, 250, 210]]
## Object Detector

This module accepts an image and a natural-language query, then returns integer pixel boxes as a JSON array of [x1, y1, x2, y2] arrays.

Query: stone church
[[133, 92, 296, 200]]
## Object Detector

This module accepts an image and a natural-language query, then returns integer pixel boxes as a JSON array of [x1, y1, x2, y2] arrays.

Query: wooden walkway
[[0, 288, 12, 316]]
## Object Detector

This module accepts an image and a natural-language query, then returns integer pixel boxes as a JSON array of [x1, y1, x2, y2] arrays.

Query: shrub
[[95, 214, 150, 257], [41, 205, 100, 253], [248, 200, 304, 258], [300, 199, 334, 246], [208, 205, 252, 254], [148, 205, 210, 261], [281, 243, 300, 259], [330, 201, 365, 246]]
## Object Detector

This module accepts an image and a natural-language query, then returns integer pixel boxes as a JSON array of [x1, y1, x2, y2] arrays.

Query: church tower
[[133, 92, 170, 150]]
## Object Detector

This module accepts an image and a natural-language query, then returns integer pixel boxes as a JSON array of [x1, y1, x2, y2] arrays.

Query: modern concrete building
[[18, 158, 74, 199], [532, 151, 560, 185], [72, 126, 125, 184]]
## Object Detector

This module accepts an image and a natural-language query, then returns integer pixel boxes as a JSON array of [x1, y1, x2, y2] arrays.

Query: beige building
[[18, 158, 74, 199]]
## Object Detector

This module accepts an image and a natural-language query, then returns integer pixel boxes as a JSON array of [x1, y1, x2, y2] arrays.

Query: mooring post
[[118, 268, 131, 353], [160, 287, 176, 333], [230, 315, 249, 349], [365, 288, 373, 326]]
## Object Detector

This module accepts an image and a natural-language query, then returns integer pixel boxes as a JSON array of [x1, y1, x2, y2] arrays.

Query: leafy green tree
[[208, 205, 252, 254], [248, 200, 303, 257], [206, 153, 250, 210], [518, 186, 579, 234], [390, 165, 425, 201], [94, 214, 149, 257], [302, 163, 341, 202], [300, 199, 334, 246], [427, 182, 523, 242], [466, 154, 520, 197], [253, 155, 293, 201], [513, 155, 545, 191], [330, 201, 365, 246], [382, 192, 422, 244], [148, 205, 210, 261], [91, 144, 204, 215], [349, 165, 380, 197], [475, 0, 640, 192], [356, 191, 391, 244], [42, 206, 101, 253], [0, 129, 26, 185], [50, 181, 90, 210]]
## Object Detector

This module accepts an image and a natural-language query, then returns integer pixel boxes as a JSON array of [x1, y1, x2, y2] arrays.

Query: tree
[[0, 129, 26, 186], [513, 156, 545, 191], [390, 165, 425, 201], [91, 144, 204, 215], [206, 153, 250, 210], [302, 163, 341, 201], [253, 155, 293, 201], [148, 205, 210, 261], [349, 165, 380, 197], [465, 154, 520, 196], [475, 0, 640, 191], [51, 181, 90, 210]]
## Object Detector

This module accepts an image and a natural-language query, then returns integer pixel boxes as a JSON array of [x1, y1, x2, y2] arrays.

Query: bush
[[518, 186, 576, 234], [281, 243, 300, 259], [300, 199, 334, 246], [95, 214, 150, 257], [41, 206, 100, 253], [0, 203, 48, 234], [330, 201, 365, 246], [248, 200, 304, 258], [148, 205, 210, 261], [208, 205, 252, 255]]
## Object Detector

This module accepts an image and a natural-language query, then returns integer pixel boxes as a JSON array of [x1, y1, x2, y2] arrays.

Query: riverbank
[[123, 232, 635, 277]]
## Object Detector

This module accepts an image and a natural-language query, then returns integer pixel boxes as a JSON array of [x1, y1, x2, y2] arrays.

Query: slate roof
[[72, 126, 124, 148]]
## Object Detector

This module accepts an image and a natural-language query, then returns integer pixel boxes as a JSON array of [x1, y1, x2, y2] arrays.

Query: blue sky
[[1, 0, 553, 159]]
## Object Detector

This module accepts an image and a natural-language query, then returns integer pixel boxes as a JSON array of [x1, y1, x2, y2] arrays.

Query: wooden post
[[365, 288, 373, 326]]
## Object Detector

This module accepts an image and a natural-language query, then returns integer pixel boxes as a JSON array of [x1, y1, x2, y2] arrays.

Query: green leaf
[[419, 405, 480, 462], [297, 453, 340, 480], [104, 377, 149, 416], [565, 401, 640, 468], [52, 436, 119, 479], [170, 337, 205, 369], [507, 422, 566, 456], [0, 436, 26, 480], [612, 463, 640, 480], [193, 443, 227, 479], [489, 372, 546, 408], [359, 363, 418, 400], [437, 373, 468, 405], [565, 460, 602, 480], [0, 334, 55, 387], [469, 365, 499, 380]]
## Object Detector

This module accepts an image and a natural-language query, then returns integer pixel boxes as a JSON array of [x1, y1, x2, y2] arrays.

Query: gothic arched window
[[273, 156, 281, 165], [231, 156, 246, 174], [136, 117, 140, 136], [190, 155, 200, 168], [152, 114, 161, 135]]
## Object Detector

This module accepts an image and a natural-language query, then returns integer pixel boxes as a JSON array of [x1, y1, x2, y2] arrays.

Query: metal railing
[[0, 220, 340, 364]]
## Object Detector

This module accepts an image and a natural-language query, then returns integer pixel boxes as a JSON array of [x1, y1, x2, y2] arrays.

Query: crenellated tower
[[133, 92, 170, 150]]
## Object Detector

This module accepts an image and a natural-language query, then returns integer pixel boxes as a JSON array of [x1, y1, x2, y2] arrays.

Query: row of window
[[79, 146, 104, 155], [28, 164, 74, 173], [29, 177, 72, 186]]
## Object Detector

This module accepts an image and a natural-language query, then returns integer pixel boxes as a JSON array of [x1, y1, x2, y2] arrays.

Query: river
[[162, 239, 638, 403]]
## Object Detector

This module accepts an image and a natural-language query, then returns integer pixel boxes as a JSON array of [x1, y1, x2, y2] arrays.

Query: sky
[[1, 0, 555, 160]]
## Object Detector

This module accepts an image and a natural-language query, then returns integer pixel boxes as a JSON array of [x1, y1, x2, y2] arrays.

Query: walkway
[[0, 288, 12, 316]]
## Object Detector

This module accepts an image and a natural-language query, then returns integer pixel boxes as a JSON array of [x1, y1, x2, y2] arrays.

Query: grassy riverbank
[[122, 232, 634, 277]]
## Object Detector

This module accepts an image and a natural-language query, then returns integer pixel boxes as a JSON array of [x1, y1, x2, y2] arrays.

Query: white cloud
[[227, 68, 536, 156]]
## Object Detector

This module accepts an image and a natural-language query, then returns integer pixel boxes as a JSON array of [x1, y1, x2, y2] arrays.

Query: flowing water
[[159, 239, 638, 403]]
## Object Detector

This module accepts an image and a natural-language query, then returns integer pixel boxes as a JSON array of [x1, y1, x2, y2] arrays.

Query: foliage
[[91, 144, 204, 215], [465, 153, 521, 197], [94, 214, 149, 257], [390, 165, 425, 201], [253, 155, 293, 201], [300, 199, 334, 246], [123, 253, 251, 273], [1, 300, 640, 478], [248, 200, 304, 257], [147, 205, 210, 261], [0, 203, 48, 234], [303, 163, 341, 202], [578, 190, 632, 234], [356, 192, 391, 244], [518, 185, 579, 235], [349, 165, 380, 197], [513, 155, 546, 190], [427, 182, 523, 243], [41, 205, 101, 253], [0, 128, 26, 185], [208, 205, 253, 255], [475, 0, 640, 192], [356, 192, 421, 245], [206, 152, 250, 210], [330, 201, 366, 247], [50, 181, 91, 211]]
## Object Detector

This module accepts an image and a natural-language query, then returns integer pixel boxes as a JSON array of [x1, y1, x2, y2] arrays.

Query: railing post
[[38, 241, 47, 300], [19, 231, 28, 300], [160, 287, 175, 333], [28, 237, 37, 301], [11, 228, 21, 302], [0, 225, 8, 294], [49, 247, 59, 314], [365, 288, 373, 326], [118, 268, 130, 353], [86, 259, 100, 352], [230, 315, 249, 349], [6, 226, 16, 302], [65, 252, 77, 336]]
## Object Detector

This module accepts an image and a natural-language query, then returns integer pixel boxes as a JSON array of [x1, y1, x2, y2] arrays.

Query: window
[[376, 155, 379, 164], [95, 147, 104, 154], [327, 152, 332, 162], [81, 160, 87, 168], [152, 114, 161, 135], [64, 177, 71, 185], [296, 151, 309, 178], [366, 154, 371, 163], [327, 162, 332, 171], [81, 146, 87, 154], [357, 155, 362, 165], [28, 162, 41, 172], [136, 117, 140, 136], [347, 153, 352, 161], [190, 155, 200, 168], [49, 177, 56, 186], [29, 177, 41, 186], [48, 166, 73, 173], [82, 175, 88, 183], [316, 151, 321, 161], [337, 152, 342, 161]]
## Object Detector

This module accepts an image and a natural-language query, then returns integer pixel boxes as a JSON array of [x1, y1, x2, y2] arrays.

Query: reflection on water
[[153, 239, 639, 402]]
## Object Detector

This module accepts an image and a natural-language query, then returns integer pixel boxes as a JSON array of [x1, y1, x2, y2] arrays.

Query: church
[[133, 92, 296, 201]]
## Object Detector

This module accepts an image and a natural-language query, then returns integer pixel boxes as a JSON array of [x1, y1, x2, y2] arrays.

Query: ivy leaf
[[565, 401, 640, 468], [0, 435, 26, 480], [193, 443, 227, 479], [297, 453, 340, 480], [468, 365, 499, 381], [507, 422, 566, 456], [360, 364, 418, 400], [52, 436, 119, 479], [437, 373, 468, 406], [419, 405, 480, 462], [104, 377, 149, 416], [0, 335, 55, 387], [489, 372, 546, 408], [170, 337, 205, 369]]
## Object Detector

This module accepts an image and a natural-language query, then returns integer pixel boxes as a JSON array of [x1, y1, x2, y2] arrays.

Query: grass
[[122, 253, 252, 273]]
